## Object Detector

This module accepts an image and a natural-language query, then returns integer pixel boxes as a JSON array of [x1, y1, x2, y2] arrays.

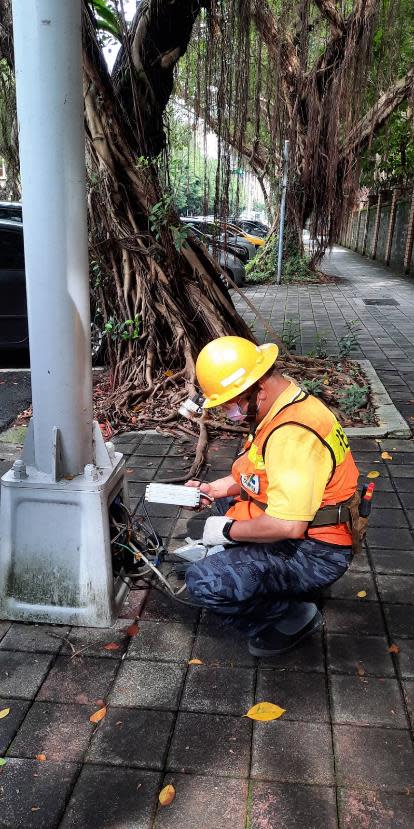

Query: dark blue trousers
[[185, 498, 352, 635]]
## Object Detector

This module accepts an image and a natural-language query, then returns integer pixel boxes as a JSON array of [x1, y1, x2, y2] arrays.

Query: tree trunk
[[82, 5, 253, 427]]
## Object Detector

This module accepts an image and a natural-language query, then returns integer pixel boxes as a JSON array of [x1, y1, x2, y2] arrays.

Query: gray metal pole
[[276, 139, 289, 285], [12, 0, 93, 477]]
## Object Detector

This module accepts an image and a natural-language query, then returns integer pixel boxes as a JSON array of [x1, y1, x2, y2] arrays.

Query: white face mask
[[225, 401, 248, 423]]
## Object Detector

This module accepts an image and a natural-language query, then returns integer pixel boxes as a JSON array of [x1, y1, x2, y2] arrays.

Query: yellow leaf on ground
[[0, 708, 10, 719], [367, 471, 380, 479], [90, 706, 107, 724], [158, 784, 176, 806], [381, 452, 393, 460], [104, 642, 121, 651], [35, 754, 46, 762], [164, 370, 174, 377], [388, 643, 400, 654], [188, 658, 203, 665], [323, 379, 330, 385], [244, 702, 286, 721], [357, 590, 367, 598]]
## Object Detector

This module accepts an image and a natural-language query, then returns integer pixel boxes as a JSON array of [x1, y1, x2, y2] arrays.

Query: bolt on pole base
[[0, 423, 129, 627]]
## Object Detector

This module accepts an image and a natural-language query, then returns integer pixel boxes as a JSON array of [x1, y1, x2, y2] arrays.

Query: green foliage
[[281, 319, 299, 352], [338, 321, 360, 359], [89, 0, 121, 41], [246, 238, 317, 285], [170, 223, 190, 251], [148, 194, 174, 240], [104, 315, 141, 342], [338, 385, 369, 417], [301, 378, 324, 397], [360, 105, 414, 189], [282, 254, 315, 283], [307, 333, 329, 359], [166, 115, 246, 216]]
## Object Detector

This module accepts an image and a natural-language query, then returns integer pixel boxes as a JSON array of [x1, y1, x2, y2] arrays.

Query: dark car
[[0, 212, 104, 360], [0, 219, 28, 349], [228, 217, 269, 238], [181, 217, 256, 261], [186, 224, 245, 286], [0, 201, 23, 223]]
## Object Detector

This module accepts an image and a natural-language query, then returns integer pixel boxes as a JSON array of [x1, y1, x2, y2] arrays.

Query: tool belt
[[240, 489, 366, 555]]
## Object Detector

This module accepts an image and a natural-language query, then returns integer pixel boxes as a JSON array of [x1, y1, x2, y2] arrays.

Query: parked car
[[229, 217, 269, 238], [218, 220, 265, 248], [186, 224, 245, 286], [0, 219, 28, 349], [0, 201, 23, 222], [181, 217, 256, 260], [0, 212, 104, 360]]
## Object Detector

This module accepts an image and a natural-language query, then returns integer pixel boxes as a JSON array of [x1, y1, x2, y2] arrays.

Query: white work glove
[[202, 516, 235, 547]]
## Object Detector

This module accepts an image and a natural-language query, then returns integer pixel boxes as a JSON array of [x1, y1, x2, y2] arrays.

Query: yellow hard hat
[[196, 336, 279, 409]]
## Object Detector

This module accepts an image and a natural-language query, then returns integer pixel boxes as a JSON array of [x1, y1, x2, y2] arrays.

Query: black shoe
[[248, 610, 323, 657]]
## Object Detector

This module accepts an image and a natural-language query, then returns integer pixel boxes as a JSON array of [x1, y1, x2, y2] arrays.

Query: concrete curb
[[345, 359, 411, 439]]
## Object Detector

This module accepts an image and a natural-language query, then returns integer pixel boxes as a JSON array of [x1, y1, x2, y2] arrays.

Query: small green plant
[[104, 315, 141, 342], [338, 384, 369, 416], [308, 332, 329, 359], [148, 194, 173, 240], [170, 223, 190, 251], [283, 253, 315, 283], [301, 378, 324, 397], [338, 320, 360, 358], [245, 238, 318, 286], [90, 258, 103, 289], [281, 319, 299, 352]]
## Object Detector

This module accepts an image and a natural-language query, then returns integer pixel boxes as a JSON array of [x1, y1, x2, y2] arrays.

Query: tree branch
[[112, 0, 206, 156], [250, 0, 301, 83], [312, 0, 345, 35], [311, 0, 377, 80], [341, 67, 414, 157]]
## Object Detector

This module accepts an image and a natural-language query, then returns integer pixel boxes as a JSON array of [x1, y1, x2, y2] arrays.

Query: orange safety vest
[[226, 389, 359, 546]]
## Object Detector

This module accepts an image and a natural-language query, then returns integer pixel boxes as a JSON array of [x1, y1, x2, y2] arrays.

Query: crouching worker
[[185, 336, 359, 656]]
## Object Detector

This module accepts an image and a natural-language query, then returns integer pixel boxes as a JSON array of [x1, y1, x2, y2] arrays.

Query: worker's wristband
[[221, 519, 235, 541]]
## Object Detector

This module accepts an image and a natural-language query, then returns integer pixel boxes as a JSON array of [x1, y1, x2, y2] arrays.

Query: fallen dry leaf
[[381, 452, 393, 461], [35, 754, 46, 762], [356, 663, 366, 677], [367, 471, 380, 479], [75, 693, 89, 705], [31, 807, 40, 812], [158, 784, 176, 806], [244, 702, 286, 721], [104, 642, 121, 651], [126, 623, 139, 637], [357, 590, 367, 598], [90, 706, 107, 724], [388, 643, 400, 654], [0, 758, 7, 767], [188, 658, 203, 665], [0, 708, 10, 720]]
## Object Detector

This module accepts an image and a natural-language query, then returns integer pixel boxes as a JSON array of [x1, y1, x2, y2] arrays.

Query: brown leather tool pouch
[[345, 491, 368, 555]]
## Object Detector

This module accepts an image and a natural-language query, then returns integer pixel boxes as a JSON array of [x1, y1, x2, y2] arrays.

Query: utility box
[[0, 423, 129, 626]]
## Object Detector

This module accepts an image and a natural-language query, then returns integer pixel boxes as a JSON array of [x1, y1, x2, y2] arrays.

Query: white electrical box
[[145, 483, 212, 508]]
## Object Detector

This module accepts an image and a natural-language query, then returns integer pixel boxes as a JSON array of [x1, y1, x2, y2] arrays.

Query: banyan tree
[[0, 0, 412, 453]]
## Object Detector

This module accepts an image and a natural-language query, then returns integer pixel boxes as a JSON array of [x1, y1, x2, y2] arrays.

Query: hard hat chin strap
[[246, 384, 259, 433]]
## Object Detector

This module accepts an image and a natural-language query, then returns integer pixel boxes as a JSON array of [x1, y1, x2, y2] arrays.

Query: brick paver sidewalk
[[1, 245, 414, 827]]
